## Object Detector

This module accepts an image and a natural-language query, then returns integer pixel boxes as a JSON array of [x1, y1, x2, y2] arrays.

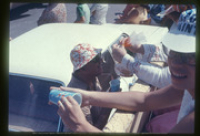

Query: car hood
[[9, 23, 168, 85]]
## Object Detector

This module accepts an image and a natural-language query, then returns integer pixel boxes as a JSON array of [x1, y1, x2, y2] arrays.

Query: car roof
[[9, 23, 168, 85]]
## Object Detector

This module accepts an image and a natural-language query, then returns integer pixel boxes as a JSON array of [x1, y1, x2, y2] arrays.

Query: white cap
[[162, 9, 196, 53]]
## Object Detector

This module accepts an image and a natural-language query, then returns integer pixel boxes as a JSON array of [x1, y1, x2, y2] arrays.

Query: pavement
[[9, 3, 126, 39]]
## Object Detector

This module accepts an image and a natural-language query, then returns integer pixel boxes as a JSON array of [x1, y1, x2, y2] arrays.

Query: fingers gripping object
[[122, 37, 131, 48], [49, 89, 82, 106], [58, 101, 62, 107]]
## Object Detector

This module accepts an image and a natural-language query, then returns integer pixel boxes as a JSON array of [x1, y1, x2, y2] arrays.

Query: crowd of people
[[37, 3, 109, 25], [36, 3, 195, 27], [10, 3, 195, 41]]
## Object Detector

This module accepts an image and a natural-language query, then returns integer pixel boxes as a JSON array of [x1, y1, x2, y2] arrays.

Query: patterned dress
[[37, 3, 67, 26]]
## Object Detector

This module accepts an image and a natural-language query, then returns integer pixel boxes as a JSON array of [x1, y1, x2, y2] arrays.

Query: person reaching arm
[[51, 84, 183, 132], [112, 43, 171, 88]]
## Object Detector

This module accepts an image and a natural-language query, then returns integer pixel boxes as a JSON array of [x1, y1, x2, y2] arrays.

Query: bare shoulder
[[144, 85, 184, 110], [170, 111, 194, 133]]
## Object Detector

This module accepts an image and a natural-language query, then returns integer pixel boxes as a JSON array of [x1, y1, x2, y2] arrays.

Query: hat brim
[[162, 31, 196, 53], [73, 48, 102, 72]]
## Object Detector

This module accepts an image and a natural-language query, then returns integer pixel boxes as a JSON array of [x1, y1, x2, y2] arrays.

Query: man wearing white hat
[[51, 9, 196, 133]]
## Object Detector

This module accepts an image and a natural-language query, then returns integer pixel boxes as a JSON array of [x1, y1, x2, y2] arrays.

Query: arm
[[74, 17, 85, 23], [51, 85, 183, 132], [169, 111, 194, 133], [112, 44, 171, 88], [138, 43, 168, 62], [122, 38, 168, 62], [57, 84, 183, 112], [74, 6, 86, 23], [121, 54, 171, 88], [87, 85, 183, 111]]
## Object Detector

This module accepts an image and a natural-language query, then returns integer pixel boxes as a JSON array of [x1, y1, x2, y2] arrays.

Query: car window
[[9, 74, 62, 132]]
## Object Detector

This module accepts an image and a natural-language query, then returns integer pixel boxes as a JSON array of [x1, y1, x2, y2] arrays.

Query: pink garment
[[146, 108, 179, 133], [153, 105, 180, 116]]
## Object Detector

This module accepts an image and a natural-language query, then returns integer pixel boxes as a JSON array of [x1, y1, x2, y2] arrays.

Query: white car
[[9, 23, 168, 132]]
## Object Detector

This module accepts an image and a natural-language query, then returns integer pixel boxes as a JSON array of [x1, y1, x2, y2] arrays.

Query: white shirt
[[177, 90, 195, 124], [121, 43, 171, 88], [90, 4, 109, 24]]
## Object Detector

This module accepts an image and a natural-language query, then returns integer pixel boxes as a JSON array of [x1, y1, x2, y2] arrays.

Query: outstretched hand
[[112, 44, 127, 63], [49, 86, 102, 132], [57, 96, 89, 132], [49, 86, 90, 107]]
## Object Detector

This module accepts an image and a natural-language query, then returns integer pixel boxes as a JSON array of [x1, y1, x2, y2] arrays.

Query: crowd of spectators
[[36, 3, 195, 28]]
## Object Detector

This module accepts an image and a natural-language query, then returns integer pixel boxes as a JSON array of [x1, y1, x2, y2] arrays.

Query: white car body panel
[[9, 23, 168, 86]]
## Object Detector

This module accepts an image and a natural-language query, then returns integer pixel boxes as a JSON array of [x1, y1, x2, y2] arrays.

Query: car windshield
[[9, 74, 62, 132]]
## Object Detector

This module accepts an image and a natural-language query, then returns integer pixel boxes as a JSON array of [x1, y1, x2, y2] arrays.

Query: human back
[[90, 4, 109, 24]]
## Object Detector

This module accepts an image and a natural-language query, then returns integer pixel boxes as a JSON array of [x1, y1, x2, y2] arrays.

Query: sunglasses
[[90, 53, 102, 63], [168, 50, 196, 65]]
